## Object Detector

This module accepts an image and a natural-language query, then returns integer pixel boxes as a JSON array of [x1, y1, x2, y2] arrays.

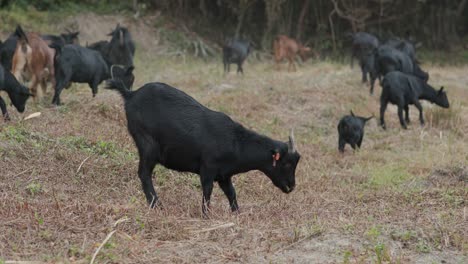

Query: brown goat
[[12, 26, 55, 99], [273, 35, 312, 72]]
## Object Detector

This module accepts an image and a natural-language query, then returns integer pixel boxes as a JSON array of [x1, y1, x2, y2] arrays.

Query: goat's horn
[[288, 129, 296, 153]]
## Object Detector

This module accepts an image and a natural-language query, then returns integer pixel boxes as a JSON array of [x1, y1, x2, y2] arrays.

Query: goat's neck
[[235, 127, 283, 172], [419, 84, 438, 101]]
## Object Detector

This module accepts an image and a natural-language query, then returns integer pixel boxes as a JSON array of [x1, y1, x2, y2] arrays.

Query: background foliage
[[2, 0, 468, 56]]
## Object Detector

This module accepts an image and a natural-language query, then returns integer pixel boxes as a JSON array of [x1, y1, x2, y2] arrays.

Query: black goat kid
[[337, 110, 373, 152], [106, 79, 301, 216]]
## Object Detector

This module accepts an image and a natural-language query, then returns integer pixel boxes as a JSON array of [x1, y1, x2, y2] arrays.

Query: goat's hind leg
[[0, 96, 10, 121], [397, 104, 407, 129], [134, 135, 160, 208]]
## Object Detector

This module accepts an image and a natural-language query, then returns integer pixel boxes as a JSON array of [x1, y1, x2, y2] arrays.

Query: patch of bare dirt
[[428, 166, 468, 187]]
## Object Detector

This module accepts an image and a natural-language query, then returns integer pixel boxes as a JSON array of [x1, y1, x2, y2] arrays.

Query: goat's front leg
[[218, 177, 238, 212]]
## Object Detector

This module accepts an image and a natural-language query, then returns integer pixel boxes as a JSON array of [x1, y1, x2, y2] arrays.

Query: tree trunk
[[235, 10, 247, 38], [296, 0, 310, 40]]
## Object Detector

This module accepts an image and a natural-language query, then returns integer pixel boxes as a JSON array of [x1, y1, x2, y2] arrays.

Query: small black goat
[[223, 38, 252, 74], [106, 79, 301, 216], [337, 110, 373, 152], [0, 64, 31, 121], [380, 71, 449, 129], [50, 44, 134, 105]]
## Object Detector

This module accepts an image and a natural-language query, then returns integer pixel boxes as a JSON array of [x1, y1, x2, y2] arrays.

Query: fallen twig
[[189, 222, 235, 233], [75, 155, 91, 175], [90, 230, 116, 264]]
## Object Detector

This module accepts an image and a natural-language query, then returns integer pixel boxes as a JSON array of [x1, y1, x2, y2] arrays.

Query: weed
[[26, 182, 42, 196], [94, 140, 117, 157], [374, 242, 390, 264], [34, 212, 44, 225], [39, 230, 53, 242], [390, 229, 416, 243], [67, 245, 83, 259], [342, 249, 352, 264], [416, 240, 431, 253], [2, 126, 28, 143], [366, 225, 381, 242]]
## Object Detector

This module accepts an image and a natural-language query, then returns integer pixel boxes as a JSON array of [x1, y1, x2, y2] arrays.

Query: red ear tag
[[272, 153, 280, 167]]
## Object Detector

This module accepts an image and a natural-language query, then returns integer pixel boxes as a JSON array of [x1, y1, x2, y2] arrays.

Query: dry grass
[[1, 14, 467, 264]]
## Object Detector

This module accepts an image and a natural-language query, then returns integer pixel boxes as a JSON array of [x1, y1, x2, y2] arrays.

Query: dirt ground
[[0, 13, 467, 264]]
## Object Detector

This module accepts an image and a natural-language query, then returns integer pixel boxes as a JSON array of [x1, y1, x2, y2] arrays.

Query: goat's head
[[264, 129, 301, 194]]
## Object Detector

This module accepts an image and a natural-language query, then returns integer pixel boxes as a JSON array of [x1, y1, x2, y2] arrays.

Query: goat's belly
[[159, 149, 201, 174]]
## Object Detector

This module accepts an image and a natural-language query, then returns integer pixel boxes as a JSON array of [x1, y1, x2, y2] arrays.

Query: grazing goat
[[222, 38, 252, 74], [337, 111, 373, 152], [50, 44, 134, 105], [42, 31, 80, 47], [88, 24, 135, 67], [11, 25, 56, 98], [380, 71, 449, 129], [106, 79, 301, 216], [0, 64, 31, 121], [273, 35, 312, 72]]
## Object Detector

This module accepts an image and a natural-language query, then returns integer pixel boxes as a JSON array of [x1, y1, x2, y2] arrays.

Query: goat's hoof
[[3, 115, 11, 121]]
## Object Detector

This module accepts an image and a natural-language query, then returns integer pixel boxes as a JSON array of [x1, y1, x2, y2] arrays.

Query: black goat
[[0, 64, 31, 121], [42, 31, 80, 47], [50, 44, 135, 105], [223, 38, 252, 74], [349, 32, 379, 81], [380, 71, 449, 129], [0, 33, 18, 71], [88, 24, 135, 67], [106, 79, 301, 215], [337, 111, 373, 152]]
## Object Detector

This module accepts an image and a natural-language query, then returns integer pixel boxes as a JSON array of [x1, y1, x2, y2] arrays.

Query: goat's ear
[[439, 86, 445, 94], [126, 65, 135, 75], [350, 110, 355, 117]]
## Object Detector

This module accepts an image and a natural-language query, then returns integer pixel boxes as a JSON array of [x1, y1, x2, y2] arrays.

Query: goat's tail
[[105, 79, 132, 100], [48, 43, 63, 61]]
